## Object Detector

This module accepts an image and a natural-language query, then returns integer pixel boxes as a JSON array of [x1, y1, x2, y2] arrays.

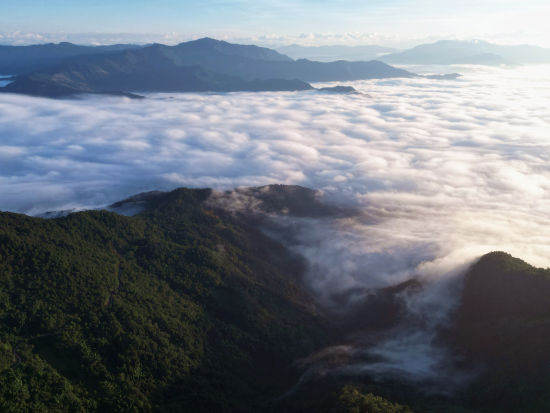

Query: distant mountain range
[[0, 38, 414, 97], [9, 37, 542, 97], [380, 39, 550, 65], [273, 39, 550, 66], [0, 42, 142, 74], [276, 44, 397, 62], [3, 46, 313, 97], [2, 39, 548, 98]]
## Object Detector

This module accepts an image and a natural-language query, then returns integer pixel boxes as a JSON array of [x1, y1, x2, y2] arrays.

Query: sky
[[1, 0, 550, 47]]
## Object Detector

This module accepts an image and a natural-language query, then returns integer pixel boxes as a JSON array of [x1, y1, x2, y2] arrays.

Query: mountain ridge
[[381, 39, 550, 65], [0, 42, 144, 75], [0, 38, 415, 97], [1, 185, 550, 411]]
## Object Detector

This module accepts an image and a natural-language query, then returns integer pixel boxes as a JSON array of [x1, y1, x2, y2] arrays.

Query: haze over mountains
[[274, 39, 550, 66], [0, 38, 413, 97], [3, 37, 548, 98], [276, 44, 397, 62], [380, 39, 550, 65]]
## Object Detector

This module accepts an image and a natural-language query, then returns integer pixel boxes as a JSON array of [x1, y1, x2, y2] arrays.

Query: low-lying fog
[[1, 64, 549, 388], [1, 64, 548, 266]]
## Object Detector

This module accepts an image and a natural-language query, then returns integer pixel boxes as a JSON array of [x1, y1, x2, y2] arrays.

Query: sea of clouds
[[1, 64, 549, 266], [1, 64, 550, 386]]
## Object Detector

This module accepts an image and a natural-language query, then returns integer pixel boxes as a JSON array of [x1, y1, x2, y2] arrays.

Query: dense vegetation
[[451, 252, 550, 413], [2, 188, 550, 412], [0, 188, 330, 412], [338, 386, 412, 413]]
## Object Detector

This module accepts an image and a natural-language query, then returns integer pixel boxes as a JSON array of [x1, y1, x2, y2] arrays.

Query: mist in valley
[[1, 64, 550, 391]]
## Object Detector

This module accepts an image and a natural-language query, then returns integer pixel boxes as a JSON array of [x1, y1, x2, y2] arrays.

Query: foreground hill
[[455, 252, 550, 366], [1, 186, 550, 411], [0, 187, 331, 412], [381, 39, 550, 65], [1, 38, 414, 97], [450, 252, 550, 412]]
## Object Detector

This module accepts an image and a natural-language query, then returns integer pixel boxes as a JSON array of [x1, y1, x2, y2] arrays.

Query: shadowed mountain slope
[[449, 252, 550, 413], [3, 44, 312, 97], [0, 187, 329, 412], [454, 252, 550, 367], [2, 186, 550, 411], [1, 38, 414, 97]]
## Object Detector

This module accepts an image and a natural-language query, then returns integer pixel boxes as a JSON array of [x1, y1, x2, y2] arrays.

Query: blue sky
[[1, 0, 549, 47]]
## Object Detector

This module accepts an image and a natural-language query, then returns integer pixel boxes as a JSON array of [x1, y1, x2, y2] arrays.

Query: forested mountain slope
[[1, 186, 550, 412], [0, 188, 329, 412]]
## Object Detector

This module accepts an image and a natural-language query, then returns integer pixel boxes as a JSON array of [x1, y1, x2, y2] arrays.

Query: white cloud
[[0, 65, 549, 270], [2, 30, 549, 49], [2, 64, 550, 385]]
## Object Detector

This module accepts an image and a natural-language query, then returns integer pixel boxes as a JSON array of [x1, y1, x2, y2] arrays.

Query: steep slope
[[0, 187, 329, 412], [454, 252, 550, 366], [451, 252, 550, 412], [283, 251, 550, 413], [5, 183, 550, 411]]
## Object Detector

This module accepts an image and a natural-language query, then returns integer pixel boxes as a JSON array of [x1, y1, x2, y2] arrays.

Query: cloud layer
[[2, 63, 550, 386], [1, 64, 549, 266]]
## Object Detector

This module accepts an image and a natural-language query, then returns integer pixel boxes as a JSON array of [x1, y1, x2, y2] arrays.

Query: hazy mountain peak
[[381, 38, 550, 65], [187, 36, 225, 44], [173, 36, 293, 62], [0, 37, 415, 97]]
